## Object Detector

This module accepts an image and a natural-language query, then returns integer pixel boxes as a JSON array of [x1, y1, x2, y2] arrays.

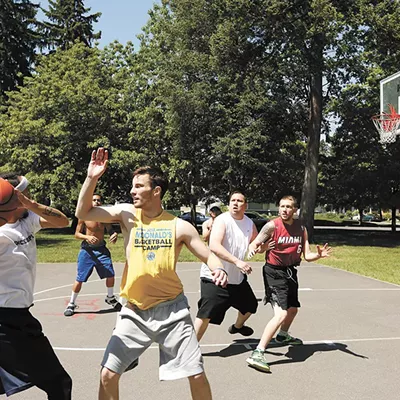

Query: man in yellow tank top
[[76, 148, 228, 400]]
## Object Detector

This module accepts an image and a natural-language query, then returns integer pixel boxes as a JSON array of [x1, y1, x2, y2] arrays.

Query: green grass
[[36, 228, 400, 285], [312, 230, 400, 285]]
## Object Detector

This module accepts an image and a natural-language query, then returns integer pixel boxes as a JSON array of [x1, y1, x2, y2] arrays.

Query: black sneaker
[[228, 324, 254, 336], [64, 303, 77, 317], [105, 295, 122, 310]]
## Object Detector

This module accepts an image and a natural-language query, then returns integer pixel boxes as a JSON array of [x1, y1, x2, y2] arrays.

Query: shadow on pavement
[[74, 307, 120, 315], [268, 342, 368, 366], [203, 339, 260, 358], [203, 340, 368, 362]]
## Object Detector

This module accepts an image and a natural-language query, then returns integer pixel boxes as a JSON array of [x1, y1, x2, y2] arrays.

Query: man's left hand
[[109, 232, 118, 244]]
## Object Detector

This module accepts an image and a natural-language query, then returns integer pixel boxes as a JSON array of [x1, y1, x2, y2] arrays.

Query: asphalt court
[[8, 262, 400, 400]]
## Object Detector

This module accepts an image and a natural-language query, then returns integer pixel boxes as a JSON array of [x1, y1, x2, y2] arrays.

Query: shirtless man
[[76, 148, 228, 400], [202, 206, 222, 243], [64, 194, 119, 317]]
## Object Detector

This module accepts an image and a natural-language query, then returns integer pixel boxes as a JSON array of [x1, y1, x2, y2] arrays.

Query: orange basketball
[[0, 178, 18, 226]]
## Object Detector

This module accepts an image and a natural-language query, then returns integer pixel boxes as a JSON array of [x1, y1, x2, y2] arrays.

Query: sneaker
[[275, 333, 303, 345], [64, 303, 77, 317], [105, 295, 122, 310], [228, 324, 254, 336], [246, 349, 271, 372]]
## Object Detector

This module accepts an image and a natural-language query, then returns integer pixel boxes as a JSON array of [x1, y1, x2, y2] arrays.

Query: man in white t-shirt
[[0, 173, 72, 399], [194, 191, 259, 341]]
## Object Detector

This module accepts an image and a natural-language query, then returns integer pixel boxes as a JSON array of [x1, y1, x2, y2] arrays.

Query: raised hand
[[317, 243, 332, 258], [88, 148, 109, 179]]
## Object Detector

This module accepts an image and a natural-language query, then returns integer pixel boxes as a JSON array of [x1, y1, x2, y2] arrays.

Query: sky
[[38, 0, 160, 50]]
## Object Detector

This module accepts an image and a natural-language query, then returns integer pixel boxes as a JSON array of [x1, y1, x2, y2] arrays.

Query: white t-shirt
[[0, 211, 42, 308], [200, 212, 254, 285]]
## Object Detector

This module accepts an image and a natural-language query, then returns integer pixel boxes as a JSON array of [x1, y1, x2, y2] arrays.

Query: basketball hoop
[[372, 104, 400, 144]]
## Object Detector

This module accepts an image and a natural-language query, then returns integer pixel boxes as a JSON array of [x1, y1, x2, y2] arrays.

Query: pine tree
[[0, 0, 38, 100], [39, 0, 101, 50]]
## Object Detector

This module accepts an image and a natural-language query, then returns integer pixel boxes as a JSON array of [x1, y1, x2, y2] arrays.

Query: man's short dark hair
[[93, 193, 103, 201], [280, 195, 298, 208], [133, 166, 169, 199], [209, 206, 222, 216], [0, 172, 21, 188], [229, 191, 247, 203]]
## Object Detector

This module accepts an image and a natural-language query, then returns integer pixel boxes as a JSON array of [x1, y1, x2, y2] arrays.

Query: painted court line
[[33, 269, 201, 295], [34, 286, 400, 302], [53, 336, 400, 351]]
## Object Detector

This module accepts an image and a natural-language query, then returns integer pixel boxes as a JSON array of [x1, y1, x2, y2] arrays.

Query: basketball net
[[372, 104, 400, 144]]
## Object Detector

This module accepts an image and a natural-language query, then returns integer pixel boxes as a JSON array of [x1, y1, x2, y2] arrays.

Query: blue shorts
[[76, 244, 115, 282]]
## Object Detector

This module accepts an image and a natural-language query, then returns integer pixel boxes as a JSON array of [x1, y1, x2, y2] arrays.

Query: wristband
[[215, 267, 228, 276]]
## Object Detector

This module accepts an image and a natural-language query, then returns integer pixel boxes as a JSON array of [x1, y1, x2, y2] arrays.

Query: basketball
[[0, 178, 18, 226]]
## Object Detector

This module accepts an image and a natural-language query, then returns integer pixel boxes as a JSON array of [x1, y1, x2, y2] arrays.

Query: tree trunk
[[300, 35, 324, 242], [391, 206, 396, 233], [358, 207, 363, 226], [189, 179, 197, 230], [190, 200, 197, 229]]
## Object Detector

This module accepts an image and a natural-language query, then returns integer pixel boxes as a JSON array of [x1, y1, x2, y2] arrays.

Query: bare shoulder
[[176, 217, 199, 240]]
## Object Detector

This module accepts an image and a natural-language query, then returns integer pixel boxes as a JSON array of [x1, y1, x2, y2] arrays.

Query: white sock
[[256, 346, 265, 352], [107, 287, 114, 297], [69, 292, 78, 305], [278, 329, 288, 337]]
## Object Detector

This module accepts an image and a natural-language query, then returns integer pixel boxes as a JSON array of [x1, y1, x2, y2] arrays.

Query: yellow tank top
[[120, 209, 183, 310]]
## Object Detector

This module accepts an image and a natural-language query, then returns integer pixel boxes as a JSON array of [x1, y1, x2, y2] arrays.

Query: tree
[[39, 0, 101, 50], [0, 0, 39, 101], [0, 42, 136, 214], [321, 0, 400, 232], [135, 0, 306, 218]]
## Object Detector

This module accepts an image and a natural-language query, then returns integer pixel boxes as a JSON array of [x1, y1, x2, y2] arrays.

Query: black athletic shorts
[[196, 277, 258, 325], [0, 307, 72, 398], [262, 263, 301, 310]]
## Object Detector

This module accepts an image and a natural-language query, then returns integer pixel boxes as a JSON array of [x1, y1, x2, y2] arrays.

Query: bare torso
[[83, 220, 106, 241]]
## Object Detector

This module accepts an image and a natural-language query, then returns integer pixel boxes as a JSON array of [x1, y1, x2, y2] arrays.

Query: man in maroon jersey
[[245, 195, 331, 373]]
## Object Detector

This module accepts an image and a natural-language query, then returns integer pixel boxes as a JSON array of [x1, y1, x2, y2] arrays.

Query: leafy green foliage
[[0, 0, 39, 100], [0, 42, 136, 214]]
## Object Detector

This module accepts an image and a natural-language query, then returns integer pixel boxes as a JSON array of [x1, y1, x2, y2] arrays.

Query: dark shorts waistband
[[265, 263, 299, 270]]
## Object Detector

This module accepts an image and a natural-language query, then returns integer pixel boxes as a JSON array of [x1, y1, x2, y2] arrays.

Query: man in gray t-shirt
[[194, 191, 259, 341]]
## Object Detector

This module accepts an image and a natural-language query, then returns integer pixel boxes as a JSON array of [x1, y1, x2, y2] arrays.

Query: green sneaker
[[275, 333, 303, 345], [246, 349, 271, 372]]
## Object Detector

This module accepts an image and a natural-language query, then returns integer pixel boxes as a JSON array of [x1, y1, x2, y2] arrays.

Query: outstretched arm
[[15, 190, 69, 229], [248, 221, 275, 258], [178, 219, 228, 287], [302, 228, 332, 262]]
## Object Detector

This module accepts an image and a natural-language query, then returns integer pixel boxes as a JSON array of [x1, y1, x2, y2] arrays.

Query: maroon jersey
[[266, 217, 305, 267]]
